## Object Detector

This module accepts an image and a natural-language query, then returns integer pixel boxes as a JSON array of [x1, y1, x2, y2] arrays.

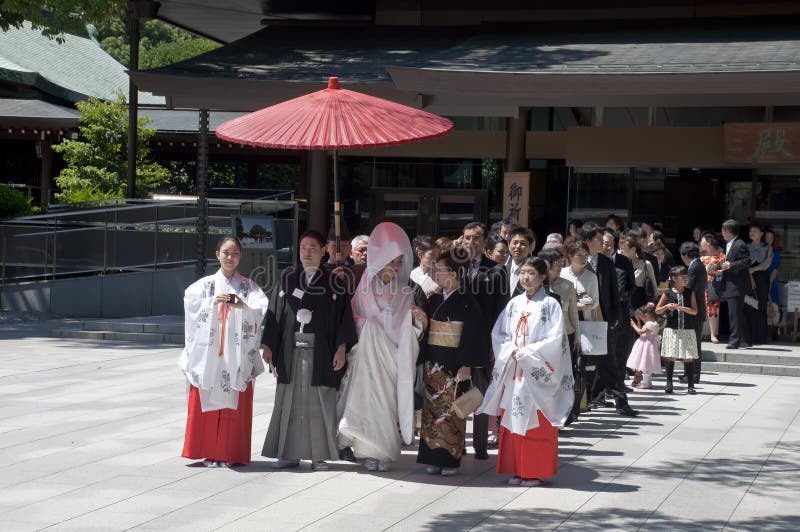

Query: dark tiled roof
[[0, 98, 79, 128], [140, 108, 244, 132], [418, 25, 800, 74], [0, 98, 79, 119], [140, 23, 800, 85], [0, 22, 163, 104], [140, 26, 474, 82]]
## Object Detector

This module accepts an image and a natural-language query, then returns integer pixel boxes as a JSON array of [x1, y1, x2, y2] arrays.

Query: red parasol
[[216, 77, 453, 263]]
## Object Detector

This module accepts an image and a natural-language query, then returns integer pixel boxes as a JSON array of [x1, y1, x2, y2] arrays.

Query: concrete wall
[[0, 265, 212, 318]]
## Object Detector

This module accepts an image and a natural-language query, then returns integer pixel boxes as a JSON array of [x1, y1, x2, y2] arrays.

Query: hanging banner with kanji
[[502, 172, 530, 226], [723, 123, 800, 164]]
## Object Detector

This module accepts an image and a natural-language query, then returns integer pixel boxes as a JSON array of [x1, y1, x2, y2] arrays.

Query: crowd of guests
[[176, 213, 784, 488]]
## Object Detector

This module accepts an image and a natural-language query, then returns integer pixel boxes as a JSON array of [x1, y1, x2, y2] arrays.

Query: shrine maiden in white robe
[[478, 289, 574, 435], [337, 222, 421, 462], [179, 270, 268, 411]]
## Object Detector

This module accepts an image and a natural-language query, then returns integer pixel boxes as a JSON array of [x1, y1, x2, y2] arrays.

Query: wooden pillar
[[195, 109, 209, 278], [307, 150, 330, 233], [126, 1, 140, 198], [39, 139, 53, 206], [506, 108, 530, 172], [126, 1, 160, 198], [247, 161, 258, 189]]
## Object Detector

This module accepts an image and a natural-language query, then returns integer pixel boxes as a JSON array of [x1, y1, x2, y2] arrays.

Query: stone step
[[81, 319, 183, 335], [49, 329, 183, 345], [697, 360, 800, 377], [700, 348, 800, 367]]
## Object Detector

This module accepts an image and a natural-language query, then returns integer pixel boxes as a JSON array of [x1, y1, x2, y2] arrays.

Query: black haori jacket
[[262, 267, 357, 390]]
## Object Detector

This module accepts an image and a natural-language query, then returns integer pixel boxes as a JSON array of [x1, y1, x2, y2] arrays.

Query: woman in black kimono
[[417, 250, 488, 476]]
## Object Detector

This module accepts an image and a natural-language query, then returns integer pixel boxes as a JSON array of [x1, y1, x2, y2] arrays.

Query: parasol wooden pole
[[333, 148, 342, 266]]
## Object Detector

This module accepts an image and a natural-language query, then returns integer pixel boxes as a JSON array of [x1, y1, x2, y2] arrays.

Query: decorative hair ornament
[[646, 302, 656, 310]]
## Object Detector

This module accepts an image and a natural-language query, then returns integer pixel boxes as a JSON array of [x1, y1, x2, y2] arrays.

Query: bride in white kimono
[[179, 236, 268, 467], [337, 222, 427, 472], [478, 257, 574, 486]]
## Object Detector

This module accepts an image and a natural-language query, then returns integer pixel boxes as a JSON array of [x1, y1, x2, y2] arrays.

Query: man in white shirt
[[461, 222, 509, 460], [507, 227, 535, 297]]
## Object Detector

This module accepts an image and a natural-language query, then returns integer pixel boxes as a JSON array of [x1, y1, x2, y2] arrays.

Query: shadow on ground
[[419, 507, 800, 531]]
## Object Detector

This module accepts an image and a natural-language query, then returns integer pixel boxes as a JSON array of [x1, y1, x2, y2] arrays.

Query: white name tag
[[292, 288, 305, 300]]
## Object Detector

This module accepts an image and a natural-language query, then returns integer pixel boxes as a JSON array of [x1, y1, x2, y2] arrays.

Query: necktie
[[470, 259, 480, 281]]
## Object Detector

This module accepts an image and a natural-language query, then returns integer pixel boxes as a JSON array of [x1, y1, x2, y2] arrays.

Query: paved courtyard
[[1, 317, 799, 531]]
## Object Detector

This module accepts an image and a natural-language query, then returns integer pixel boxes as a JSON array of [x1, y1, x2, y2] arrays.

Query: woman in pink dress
[[626, 303, 663, 389]]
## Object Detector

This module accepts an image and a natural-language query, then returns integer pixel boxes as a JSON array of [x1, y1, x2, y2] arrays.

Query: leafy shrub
[[0, 185, 31, 219]]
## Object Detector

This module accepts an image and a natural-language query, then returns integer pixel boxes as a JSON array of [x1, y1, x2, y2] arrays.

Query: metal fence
[[1, 195, 299, 284]]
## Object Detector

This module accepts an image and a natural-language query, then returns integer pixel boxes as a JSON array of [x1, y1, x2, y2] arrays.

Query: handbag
[[744, 294, 760, 310], [579, 320, 608, 356], [767, 301, 780, 326], [452, 379, 484, 419]]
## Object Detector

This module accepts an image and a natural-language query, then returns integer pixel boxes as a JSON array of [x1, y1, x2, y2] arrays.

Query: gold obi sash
[[427, 319, 464, 348]]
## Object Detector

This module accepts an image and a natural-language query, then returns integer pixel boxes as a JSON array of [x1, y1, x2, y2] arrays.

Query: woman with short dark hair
[[746, 223, 773, 344], [620, 233, 658, 308]]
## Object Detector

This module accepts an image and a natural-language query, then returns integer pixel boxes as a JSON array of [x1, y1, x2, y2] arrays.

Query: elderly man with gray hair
[[546, 233, 564, 245], [350, 235, 369, 265]]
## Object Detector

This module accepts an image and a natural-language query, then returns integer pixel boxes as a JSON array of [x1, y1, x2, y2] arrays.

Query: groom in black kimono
[[261, 229, 357, 471]]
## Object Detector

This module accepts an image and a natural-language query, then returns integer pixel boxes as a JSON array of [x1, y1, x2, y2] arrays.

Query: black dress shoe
[[474, 450, 489, 460], [616, 405, 639, 417], [687, 388, 697, 395], [726, 344, 739, 349], [339, 447, 357, 462]]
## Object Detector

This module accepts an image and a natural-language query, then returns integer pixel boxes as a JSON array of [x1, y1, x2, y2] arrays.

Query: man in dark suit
[[580, 223, 638, 417], [603, 228, 636, 390], [461, 221, 510, 460], [680, 241, 707, 382], [506, 227, 535, 297], [713, 220, 752, 349]]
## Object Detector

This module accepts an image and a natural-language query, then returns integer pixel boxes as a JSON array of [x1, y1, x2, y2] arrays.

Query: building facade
[[132, 0, 800, 282]]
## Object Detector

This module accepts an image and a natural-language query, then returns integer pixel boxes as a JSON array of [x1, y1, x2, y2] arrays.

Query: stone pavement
[[1, 317, 799, 531]]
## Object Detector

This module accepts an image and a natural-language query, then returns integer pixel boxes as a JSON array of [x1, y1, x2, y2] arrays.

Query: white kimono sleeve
[[178, 277, 216, 389]]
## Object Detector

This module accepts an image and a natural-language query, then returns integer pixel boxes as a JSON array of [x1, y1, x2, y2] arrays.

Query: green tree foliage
[[0, 1, 124, 41], [52, 94, 169, 203], [0, 185, 31, 218], [97, 17, 219, 68]]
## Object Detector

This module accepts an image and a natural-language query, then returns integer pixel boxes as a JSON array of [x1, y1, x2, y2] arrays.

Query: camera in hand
[[227, 294, 238, 305]]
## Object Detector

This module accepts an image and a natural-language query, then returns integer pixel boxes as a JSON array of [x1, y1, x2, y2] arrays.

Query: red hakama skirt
[[181, 382, 254, 464], [496, 410, 559, 480]]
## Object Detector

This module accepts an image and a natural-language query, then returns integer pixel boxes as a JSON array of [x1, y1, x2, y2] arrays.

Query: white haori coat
[[337, 222, 420, 461], [478, 289, 574, 435], [179, 269, 268, 412]]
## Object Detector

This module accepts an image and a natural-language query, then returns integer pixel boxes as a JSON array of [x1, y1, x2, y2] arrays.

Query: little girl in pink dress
[[626, 303, 662, 389]]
